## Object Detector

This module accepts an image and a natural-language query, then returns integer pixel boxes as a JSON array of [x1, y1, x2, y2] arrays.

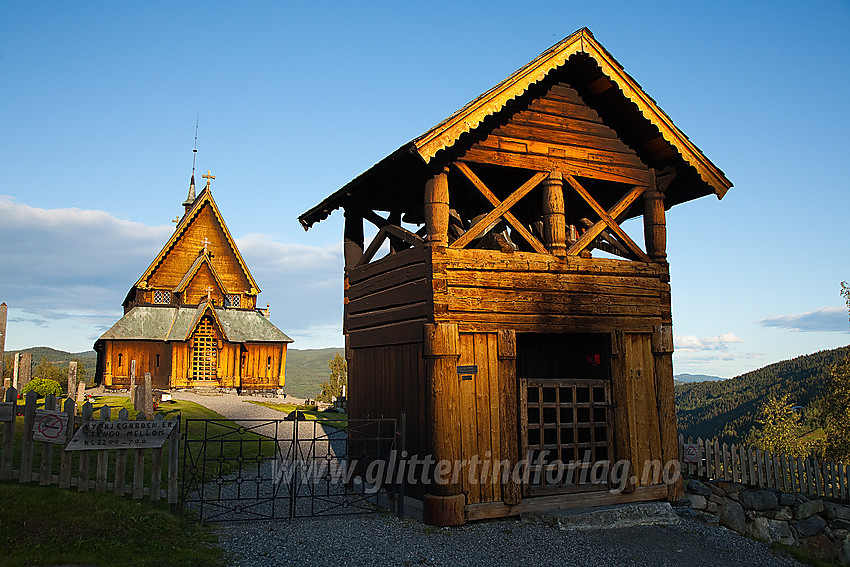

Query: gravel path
[[214, 513, 803, 567], [176, 393, 803, 567]]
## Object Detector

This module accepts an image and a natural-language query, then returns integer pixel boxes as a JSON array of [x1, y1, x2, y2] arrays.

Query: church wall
[[183, 264, 223, 305], [103, 340, 171, 389], [241, 343, 286, 390]]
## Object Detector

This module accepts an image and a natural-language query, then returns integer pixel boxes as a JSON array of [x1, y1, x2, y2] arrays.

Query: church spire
[[183, 116, 199, 215]]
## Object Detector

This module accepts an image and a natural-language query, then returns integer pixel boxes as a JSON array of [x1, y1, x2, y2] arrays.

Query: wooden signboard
[[33, 409, 69, 444], [65, 419, 177, 451]]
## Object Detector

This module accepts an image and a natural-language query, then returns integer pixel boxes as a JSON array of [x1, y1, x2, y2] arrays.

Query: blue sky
[[1, 1, 848, 377]]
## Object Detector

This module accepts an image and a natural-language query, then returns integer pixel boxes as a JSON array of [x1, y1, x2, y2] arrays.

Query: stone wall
[[676, 479, 850, 564]]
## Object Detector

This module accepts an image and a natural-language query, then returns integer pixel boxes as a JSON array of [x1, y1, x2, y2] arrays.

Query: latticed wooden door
[[517, 333, 614, 496], [191, 317, 218, 381]]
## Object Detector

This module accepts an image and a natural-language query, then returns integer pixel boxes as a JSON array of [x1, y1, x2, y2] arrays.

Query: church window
[[156, 354, 160, 368], [118, 353, 123, 367], [224, 294, 241, 308], [154, 290, 171, 304]]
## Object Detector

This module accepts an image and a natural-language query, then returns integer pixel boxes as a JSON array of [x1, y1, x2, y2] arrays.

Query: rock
[[683, 494, 707, 510], [779, 493, 796, 507], [767, 506, 792, 521], [841, 540, 850, 566], [824, 502, 838, 520], [719, 500, 746, 534], [716, 480, 746, 494], [705, 501, 718, 514], [796, 514, 828, 537], [708, 483, 726, 497], [696, 512, 719, 526], [801, 533, 839, 562], [828, 503, 850, 522], [832, 519, 850, 531], [747, 516, 773, 542], [768, 519, 795, 545], [797, 494, 809, 504], [739, 489, 778, 511], [794, 499, 825, 520], [708, 494, 726, 505], [832, 528, 848, 542], [687, 479, 712, 497], [676, 508, 698, 520]]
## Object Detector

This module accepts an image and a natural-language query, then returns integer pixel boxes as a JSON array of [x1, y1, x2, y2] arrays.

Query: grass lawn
[[0, 482, 226, 567]]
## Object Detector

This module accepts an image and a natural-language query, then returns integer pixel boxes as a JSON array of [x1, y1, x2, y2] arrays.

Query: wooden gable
[[463, 82, 650, 186], [134, 188, 259, 301]]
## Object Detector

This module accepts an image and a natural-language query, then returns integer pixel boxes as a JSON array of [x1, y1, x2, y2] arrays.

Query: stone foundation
[[675, 478, 850, 564]]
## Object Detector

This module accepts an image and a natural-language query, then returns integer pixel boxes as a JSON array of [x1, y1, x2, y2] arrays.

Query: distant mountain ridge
[[675, 345, 849, 443], [674, 373, 724, 383], [3, 346, 97, 384]]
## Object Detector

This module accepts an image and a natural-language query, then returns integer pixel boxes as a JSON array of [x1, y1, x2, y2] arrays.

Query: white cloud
[[0, 197, 345, 351], [760, 307, 849, 333], [675, 332, 743, 352]]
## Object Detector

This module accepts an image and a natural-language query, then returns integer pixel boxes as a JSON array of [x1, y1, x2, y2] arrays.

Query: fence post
[[739, 445, 748, 484], [19, 390, 37, 483], [38, 394, 56, 485], [713, 440, 721, 481], [114, 408, 129, 496], [0, 387, 17, 480], [58, 397, 75, 489], [78, 402, 93, 492], [150, 414, 164, 502], [168, 416, 180, 509], [730, 444, 738, 482], [133, 411, 147, 499], [96, 406, 111, 492]]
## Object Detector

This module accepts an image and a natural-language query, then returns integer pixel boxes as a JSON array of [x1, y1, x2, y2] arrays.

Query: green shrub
[[21, 378, 64, 398]]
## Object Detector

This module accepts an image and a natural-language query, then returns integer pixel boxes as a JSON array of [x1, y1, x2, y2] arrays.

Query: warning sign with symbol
[[683, 443, 699, 464], [33, 409, 69, 444]]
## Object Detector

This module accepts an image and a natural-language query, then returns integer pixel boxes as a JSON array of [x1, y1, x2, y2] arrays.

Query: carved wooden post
[[424, 168, 450, 246], [542, 172, 566, 257], [643, 170, 667, 261], [497, 330, 521, 505], [343, 209, 364, 363], [423, 322, 464, 526], [652, 323, 682, 500]]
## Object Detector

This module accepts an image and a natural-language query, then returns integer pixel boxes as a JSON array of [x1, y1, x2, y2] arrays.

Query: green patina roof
[[98, 305, 293, 343]]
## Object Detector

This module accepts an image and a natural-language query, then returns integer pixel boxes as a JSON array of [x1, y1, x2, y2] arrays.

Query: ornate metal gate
[[180, 416, 400, 521]]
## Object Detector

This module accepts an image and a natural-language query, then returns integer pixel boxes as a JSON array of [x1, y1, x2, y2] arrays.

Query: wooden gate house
[[299, 28, 731, 525]]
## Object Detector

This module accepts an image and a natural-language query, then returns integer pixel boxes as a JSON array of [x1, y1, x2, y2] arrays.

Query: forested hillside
[[676, 346, 849, 443], [2, 347, 96, 385]]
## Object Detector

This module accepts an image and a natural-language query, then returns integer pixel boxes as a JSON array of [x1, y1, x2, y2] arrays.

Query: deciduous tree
[[317, 354, 347, 402]]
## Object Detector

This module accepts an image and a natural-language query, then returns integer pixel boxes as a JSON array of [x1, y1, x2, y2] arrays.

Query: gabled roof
[[299, 28, 732, 230], [173, 252, 229, 294], [133, 187, 260, 294], [97, 305, 294, 343]]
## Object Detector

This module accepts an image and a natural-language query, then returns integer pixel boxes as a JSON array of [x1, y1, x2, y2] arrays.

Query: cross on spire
[[205, 286, 214, 301], [203, 170, 215, 189], [202, 237, 210, 254]]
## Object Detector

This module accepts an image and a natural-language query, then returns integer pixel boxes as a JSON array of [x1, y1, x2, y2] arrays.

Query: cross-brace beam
[[452, 162, 548, 254]]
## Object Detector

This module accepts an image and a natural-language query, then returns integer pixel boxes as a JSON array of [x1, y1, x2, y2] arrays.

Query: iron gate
[[180, 416, 401, 521]]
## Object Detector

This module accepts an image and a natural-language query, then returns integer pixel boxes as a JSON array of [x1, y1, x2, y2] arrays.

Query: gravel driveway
[[214, 513, 803, 567], [175, 393, 802, 567]]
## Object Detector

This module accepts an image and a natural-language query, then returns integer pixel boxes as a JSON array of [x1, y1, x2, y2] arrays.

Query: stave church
[[94, 171, 292, 392]]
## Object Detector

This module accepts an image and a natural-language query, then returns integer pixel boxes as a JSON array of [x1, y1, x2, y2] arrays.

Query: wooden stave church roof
[[299, 28, 732, 230]]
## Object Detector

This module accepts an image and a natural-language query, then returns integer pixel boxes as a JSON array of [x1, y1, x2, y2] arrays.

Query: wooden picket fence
[[679, 434, 849, 502], [0, 387, 179, 506]]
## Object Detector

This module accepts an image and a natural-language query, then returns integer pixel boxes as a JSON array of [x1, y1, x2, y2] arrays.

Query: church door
[[191, 316, 218, 383]]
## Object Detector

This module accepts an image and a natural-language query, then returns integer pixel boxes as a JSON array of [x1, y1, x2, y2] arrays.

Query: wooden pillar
[[423, 322, 465, 526], [424, 168, 449, 246], [343, 209, 364, 363], [610, 330, 635, 493], [643, 170, 667, 261], [542, 172, 566, 257], [497, 330, 521, 505], [652, 323, 682, 501]]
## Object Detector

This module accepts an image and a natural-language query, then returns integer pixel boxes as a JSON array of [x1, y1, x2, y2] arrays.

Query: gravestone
[[12, 353, 19, 389], [129, 360, 137, 410], [67, 361, 77, 400], [18, 352, 32, 392], [76, 382, 86, 406], [144, 373, 153, 418]]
